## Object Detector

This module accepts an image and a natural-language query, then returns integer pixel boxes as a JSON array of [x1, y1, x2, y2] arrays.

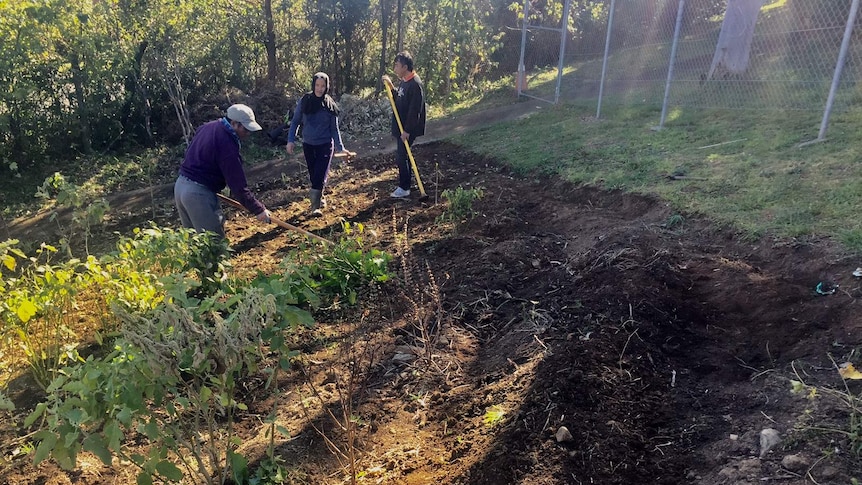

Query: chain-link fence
[[516, 0, 573, 104], [520, 0, 862, 137]]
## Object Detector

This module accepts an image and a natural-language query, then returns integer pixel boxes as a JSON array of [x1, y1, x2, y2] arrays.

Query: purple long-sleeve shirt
[[179, 119, 266, 215]]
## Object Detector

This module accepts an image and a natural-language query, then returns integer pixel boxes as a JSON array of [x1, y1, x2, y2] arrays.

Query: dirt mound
[[2, 140, 862, 484]]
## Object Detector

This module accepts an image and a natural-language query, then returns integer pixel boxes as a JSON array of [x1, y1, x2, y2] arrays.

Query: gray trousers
[[174, 175, 225, 238]]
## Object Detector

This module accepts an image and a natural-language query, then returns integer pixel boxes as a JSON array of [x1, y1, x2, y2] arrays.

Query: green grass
[[453, 96, 862, 252]]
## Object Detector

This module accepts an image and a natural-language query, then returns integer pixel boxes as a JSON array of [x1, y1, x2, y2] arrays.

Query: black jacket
[[391, 73, 426, 138]]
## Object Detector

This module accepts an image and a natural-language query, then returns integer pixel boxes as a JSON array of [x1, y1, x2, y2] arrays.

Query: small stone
[[729, 434, 738, 440], [819, 465, 839, 479], [718, 466, 739, 481], [555, 426, 574, 443], [759, 428, 781, 458], [737, 458, 761, 476], [780, 453, 810, 472]]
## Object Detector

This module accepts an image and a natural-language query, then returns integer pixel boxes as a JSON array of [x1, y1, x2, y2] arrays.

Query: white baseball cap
[[226, 104, 262, 131]]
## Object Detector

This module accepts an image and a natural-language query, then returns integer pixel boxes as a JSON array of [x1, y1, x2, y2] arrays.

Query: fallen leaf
[[839, 363, 862, 380]]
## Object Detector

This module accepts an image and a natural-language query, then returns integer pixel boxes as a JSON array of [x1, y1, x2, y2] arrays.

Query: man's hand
[[381, 75, 393, 89], [286, 142, 295, 155], [400, 132, 410, 141], [257, 209, 272, 224]]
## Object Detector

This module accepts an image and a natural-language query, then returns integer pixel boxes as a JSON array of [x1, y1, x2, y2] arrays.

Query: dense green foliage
[[0, 0, 527, 173], [0, 222, 391, 482]]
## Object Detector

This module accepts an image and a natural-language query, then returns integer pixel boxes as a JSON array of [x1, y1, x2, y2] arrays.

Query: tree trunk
[[380, 0, 389, 87], [396, 0, 403, 52], [69, 52, 93, 155], [9, 109, 26, 170], [426, 1, 441, 94], [706, 0, 765, 80], [263, 0, 277, 81], [119, 40, 148, 139], [229, 33, 244, 90]]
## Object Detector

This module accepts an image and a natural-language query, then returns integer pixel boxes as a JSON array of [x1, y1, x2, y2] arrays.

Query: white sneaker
[[390, 187, 411, 198]]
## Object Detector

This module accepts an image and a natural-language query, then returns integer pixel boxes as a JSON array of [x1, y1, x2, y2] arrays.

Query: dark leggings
[[303, 141, 334, 190]]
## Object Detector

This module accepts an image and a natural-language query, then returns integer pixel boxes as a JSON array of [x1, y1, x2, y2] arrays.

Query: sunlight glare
[[762, 0, 788, 13]]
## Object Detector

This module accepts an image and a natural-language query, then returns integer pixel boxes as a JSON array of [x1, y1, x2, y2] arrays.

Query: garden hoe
[[382, 77, 428, 200], [216, 193, 332, 246]]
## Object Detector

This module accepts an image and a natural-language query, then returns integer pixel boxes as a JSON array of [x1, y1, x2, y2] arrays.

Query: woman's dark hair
[[394, 51, 414, 71]]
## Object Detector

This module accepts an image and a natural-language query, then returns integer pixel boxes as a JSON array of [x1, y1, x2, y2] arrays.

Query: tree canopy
[[0, 0, 753, 175]]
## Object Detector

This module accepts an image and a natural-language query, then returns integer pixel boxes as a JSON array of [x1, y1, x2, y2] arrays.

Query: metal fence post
[[554, 0, 573, 104], [596, 0, 616, 119], [657, 0, 686, 130], [815, 0, 860, 142], [517, 0, 530, 97]]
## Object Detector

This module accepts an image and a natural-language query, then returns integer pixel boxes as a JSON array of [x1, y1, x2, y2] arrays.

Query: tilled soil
[[3, 140, 862, 484]]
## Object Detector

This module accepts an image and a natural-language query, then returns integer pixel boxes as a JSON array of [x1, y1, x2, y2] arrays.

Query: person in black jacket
[[382, 50, 426, 198]]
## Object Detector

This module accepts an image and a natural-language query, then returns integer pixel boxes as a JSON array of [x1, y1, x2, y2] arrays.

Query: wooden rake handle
[[216, 193, 332, 246]]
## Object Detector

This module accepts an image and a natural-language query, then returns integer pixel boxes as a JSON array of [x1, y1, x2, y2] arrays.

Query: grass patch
[[454, 97, 862, 250]]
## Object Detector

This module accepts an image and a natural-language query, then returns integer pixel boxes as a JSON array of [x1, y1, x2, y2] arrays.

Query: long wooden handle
[[216, 193, 332, 246], [334, 151, 357, 159], [382, 80, 426, 196]]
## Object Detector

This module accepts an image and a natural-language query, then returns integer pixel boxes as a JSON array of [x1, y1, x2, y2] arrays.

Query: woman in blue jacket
[[286, 72, 348, 216]]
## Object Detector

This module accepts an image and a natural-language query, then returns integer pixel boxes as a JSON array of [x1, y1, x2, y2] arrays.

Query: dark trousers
[[303, 141, 334, 190], [395, 134, 417, 190]]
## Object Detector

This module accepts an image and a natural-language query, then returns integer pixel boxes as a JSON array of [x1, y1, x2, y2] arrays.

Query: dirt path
[[3, 103, 862, 484]]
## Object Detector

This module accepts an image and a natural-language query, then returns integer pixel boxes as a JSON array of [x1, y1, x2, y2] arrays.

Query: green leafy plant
[[2, 234, 171, 388], [250, 454, 288, 485], [290, 222, 391, 306], [11, 219, 398, 484], [250, 363, 291, 485], [438, 186, 483, 223], [483, 404, 506, 427], [35, 172, 110, 256], [0, 238, 26, 286], [3, 244, 92, 389], [27, 283, 313, 485], [109, 224, 232, 298]]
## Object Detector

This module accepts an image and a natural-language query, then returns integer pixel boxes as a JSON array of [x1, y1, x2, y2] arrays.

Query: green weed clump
[[27, 284, 312, 485], [286, 222, 392, 306], [438, 185, 484, 224], [35, 172, 110, 257]]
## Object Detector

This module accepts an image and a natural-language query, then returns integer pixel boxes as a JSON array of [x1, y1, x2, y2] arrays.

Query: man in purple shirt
[[174, 104, 272, 238]]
